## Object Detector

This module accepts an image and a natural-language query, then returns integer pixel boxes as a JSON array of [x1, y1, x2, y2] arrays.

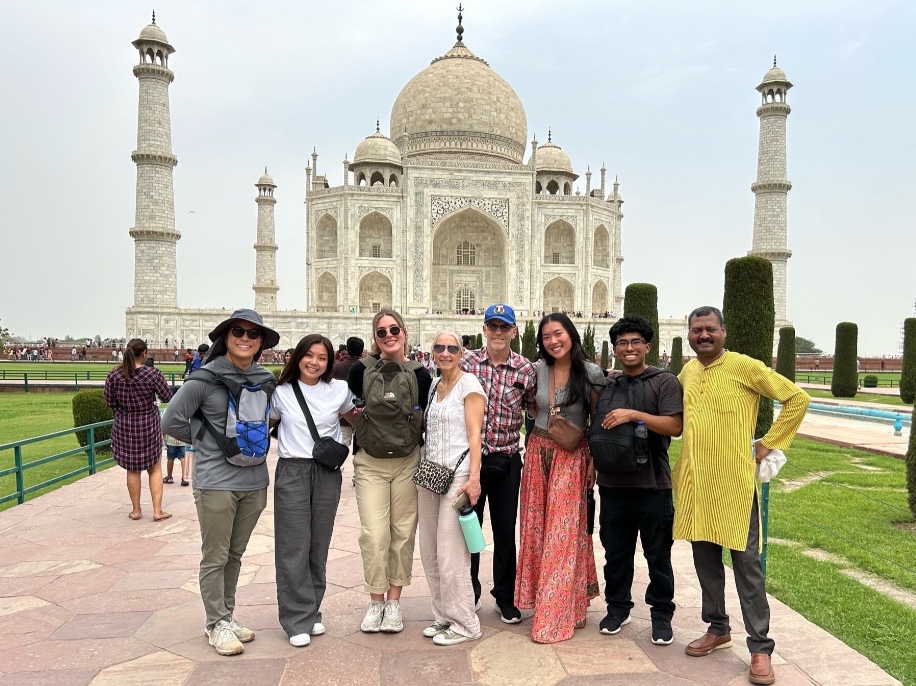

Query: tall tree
[[600, 341, 609, 370], [795, 336, 822, 355], [901, 318, 916, 404], [582, 324, 596, 363], [907, 406, 916, 517], [521, 320, 537, 361], [510, 330, 521, 354], [669, 337, 684, 375], [776, 326, 796, 382], [622, 283, 659, 367], [723, 256, 775, 438], [831, 322, 858, 398]]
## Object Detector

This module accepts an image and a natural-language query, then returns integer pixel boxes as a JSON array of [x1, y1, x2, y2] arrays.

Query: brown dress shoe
[[685, 631, 733, 656], [749, 652, 775, 685]]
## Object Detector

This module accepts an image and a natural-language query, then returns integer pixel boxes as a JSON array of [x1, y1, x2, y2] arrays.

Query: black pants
[[691, 493, 774, 654], [598, 486, 675, 619], [470, 451, 522, 605]]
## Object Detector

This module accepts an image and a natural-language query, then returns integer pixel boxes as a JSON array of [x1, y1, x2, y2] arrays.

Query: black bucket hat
[[205, 309, 280, 363]]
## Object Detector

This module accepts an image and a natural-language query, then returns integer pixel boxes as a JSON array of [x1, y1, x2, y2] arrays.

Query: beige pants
[[417, 475, 482, 638], [353, 447, 421, 593]]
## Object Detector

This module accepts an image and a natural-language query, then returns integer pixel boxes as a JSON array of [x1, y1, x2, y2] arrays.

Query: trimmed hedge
[[776, 326, 796, 382], [863, 375, 878, 388], [623, 283, 659, 367], [72, 389, 113, 451], [582, 323, 596, 363], [510, 331, 521, 354], [600, 341, 609, 369], [831, 322, 858, 398], [521, 320, 537, 361], [723, 256, 775, 438], [901, 318, 916, 404], [908, 406, 916, 517], [669, 337, 684, 375]]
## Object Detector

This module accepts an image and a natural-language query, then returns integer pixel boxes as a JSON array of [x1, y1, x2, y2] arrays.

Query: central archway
[[543, 277, 574, 313], [430, 208, 507, 313]]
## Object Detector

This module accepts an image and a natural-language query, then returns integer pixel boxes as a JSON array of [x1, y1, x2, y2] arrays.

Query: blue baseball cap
[[484, 304, 516, 325]]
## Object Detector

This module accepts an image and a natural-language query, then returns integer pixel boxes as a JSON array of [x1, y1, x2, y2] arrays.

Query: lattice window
[[456, 286, 476, 313], [456, 241, 476, 266], [552, 252, 560, 265], [371, 244, 381, 258]]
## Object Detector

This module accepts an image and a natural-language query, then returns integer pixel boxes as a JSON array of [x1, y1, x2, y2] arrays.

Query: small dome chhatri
[[352, 121, 402, 168], [137, 11, 170, 44], [760, 56, 791, 86], [257, 167, 275, 187], [532, 131, 575, 175]]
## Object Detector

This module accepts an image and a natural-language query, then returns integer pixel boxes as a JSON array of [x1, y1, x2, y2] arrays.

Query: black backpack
[[589, 368, 668, 475]]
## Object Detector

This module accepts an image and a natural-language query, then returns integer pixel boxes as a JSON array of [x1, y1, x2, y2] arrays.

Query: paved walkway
[[0, 449, 902, 686]]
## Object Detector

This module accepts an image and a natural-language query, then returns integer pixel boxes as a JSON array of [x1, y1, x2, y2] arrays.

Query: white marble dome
[[761, 65, 789, 84], [533, 139, 574, 174], [352, 130, 402, 167], [138, 22, 169, 44], [257, 170, 275, 186], [390, 41, 527, 164]]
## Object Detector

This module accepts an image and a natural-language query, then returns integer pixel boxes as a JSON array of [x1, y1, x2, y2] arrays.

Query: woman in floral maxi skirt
[[515, 314, 604, 643]]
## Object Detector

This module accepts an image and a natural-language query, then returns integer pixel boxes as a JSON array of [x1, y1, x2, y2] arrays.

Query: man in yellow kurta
[[673, 306, 809, 686]]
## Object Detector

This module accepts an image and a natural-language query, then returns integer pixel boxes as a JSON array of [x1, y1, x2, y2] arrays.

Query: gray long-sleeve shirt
[[161, 356, 274, 491]]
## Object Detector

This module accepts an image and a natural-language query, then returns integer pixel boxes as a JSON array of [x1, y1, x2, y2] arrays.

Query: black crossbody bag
[[291, 382, 350, 471]]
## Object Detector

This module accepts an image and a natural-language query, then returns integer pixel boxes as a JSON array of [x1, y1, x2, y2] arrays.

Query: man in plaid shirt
[[460, 304, 537, 624]]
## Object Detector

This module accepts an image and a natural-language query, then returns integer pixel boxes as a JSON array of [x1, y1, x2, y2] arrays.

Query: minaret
[[253, 169, 279, 313], [749, 57, 793, 326], [129, 12, 179, 308]]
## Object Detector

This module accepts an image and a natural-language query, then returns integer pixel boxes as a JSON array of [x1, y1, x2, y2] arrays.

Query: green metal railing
[[0, 371, 181, 391], [797, 375, 899, 388], [0, 420, 114, 506]]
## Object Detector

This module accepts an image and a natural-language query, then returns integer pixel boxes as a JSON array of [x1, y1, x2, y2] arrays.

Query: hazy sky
[[2, 0, 913, 355]]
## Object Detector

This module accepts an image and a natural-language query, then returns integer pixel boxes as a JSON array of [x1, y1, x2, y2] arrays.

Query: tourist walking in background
[[593, 315, 683, 645], [460, 304, 536, 623], [516, 313, 604, 643], [332, 336, 364, 447], [675, 306, 809, 685], [417, 332, 484, 646], [162, 431, 190, 487], [162, 309, 279, 657], [347, 309, 432, 634], [104, 338, 174, 522], [270, 334, 355, 647]]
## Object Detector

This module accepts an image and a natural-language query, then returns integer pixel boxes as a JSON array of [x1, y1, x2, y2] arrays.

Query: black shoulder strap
[[193, 407, 238, 457], [291, 382, 322, 443]]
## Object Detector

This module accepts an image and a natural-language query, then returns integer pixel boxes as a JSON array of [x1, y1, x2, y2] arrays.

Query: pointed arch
[[543, 277, 574, 314], [544, 220, 575, 265], [593, 224, 609, 268], [315, 213, 337, 259], [592, 279, 608, 315], [358, 271, 392, 313], [359, 212, 393, 258], [316, 272, 338, 312]]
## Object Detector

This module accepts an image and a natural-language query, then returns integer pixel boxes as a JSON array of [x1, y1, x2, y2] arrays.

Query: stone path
[[0, 448, 903, 686]]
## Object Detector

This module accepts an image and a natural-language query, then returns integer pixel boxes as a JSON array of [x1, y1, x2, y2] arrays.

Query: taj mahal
[[125, 11, 794, 352]]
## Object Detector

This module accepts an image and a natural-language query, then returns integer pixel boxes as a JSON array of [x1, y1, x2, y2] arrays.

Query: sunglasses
[[375, 326, 402, 338], [486, 322, 513, 332], [229, 326, 262, 340], [433, 344, 461, 354]]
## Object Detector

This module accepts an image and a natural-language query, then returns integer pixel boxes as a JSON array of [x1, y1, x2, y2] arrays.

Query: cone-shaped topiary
[[723, 256, 775, 438], [669, 337, 684, 375], [907, 406, 916, 516], [623, 283, 659, 367], [72, 389, 113, 451], [776, 327, 796, 382], [510, 331, 521, 354], [901, 318, 916, 404], [582, 324, 596, 363], [600, 341, 609, 370], [521, 320, 537, 361], [831, 322, 858, 398]]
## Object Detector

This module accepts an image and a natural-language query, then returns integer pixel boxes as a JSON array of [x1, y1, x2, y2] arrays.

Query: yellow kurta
[[673, 351, 809, 550]]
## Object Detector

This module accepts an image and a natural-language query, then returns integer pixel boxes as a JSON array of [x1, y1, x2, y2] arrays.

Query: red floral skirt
[[515, 432, 599, 643]]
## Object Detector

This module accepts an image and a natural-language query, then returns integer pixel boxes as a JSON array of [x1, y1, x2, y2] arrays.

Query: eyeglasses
[[486, 322, 514, 332], [433, 344, 461, 354], [614, 338, 646, 349], [375, 326, 402, 338], [229, 326, 262, 340]]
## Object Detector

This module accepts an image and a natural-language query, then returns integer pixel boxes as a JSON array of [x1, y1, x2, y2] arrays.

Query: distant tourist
[[104, 338, 174, 522], [674, 306, 809, 685]]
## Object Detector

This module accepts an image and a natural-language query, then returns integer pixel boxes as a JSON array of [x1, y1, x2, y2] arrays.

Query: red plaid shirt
[[460, 347, 537, 455]]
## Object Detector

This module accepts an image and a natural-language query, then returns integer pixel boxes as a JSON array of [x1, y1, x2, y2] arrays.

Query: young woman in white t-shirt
[[270, 334, 355, 648], [417, 331, 484, 646]]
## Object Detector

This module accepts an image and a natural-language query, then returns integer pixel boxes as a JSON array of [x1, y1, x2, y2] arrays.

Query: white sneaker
[[360, 601, 385, 633], [311, 622, 326, 636], [380, 600, 403, 633], [423, 621, 450, 638], [289, 633, 310, 647], [206, 620, 244, 656], [227, 616, 255, 643], [433, 628, 482, 646]]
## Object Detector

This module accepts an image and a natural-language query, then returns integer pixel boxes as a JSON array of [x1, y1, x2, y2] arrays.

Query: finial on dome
[[264, 166, 268, 174], [151, 10, 156, 25], [773, 55, 777, 67], [376, 118, 380, 133], [548, 128, 552, 142], [456, 4, 464, 43]]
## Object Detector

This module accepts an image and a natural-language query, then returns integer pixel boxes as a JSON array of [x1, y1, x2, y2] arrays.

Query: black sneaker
[[496, 600, 522, 624], [651, 617, 674, 645], [599, 613, 631, 635]]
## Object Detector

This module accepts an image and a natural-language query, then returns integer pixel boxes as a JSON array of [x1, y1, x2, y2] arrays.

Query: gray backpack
[[355, 358, 424, 458]]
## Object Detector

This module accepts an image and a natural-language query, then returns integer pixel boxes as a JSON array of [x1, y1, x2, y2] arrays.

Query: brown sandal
[[163, 476, 174, 484]]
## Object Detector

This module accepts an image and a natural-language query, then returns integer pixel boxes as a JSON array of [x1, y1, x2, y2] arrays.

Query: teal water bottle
[[458, 504, 486, 553]]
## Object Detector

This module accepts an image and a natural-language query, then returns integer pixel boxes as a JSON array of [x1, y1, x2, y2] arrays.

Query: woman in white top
[[270, 334, 355, 648], [417, 331, 485, 646]]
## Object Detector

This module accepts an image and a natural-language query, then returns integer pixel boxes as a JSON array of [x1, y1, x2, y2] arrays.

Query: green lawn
[[671, 437, 916, 683], [805, 387, 911, 408], [794, 371, 902, 387]]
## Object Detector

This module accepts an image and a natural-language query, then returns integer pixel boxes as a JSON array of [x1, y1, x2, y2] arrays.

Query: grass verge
[[804, 387, 911, 408]]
